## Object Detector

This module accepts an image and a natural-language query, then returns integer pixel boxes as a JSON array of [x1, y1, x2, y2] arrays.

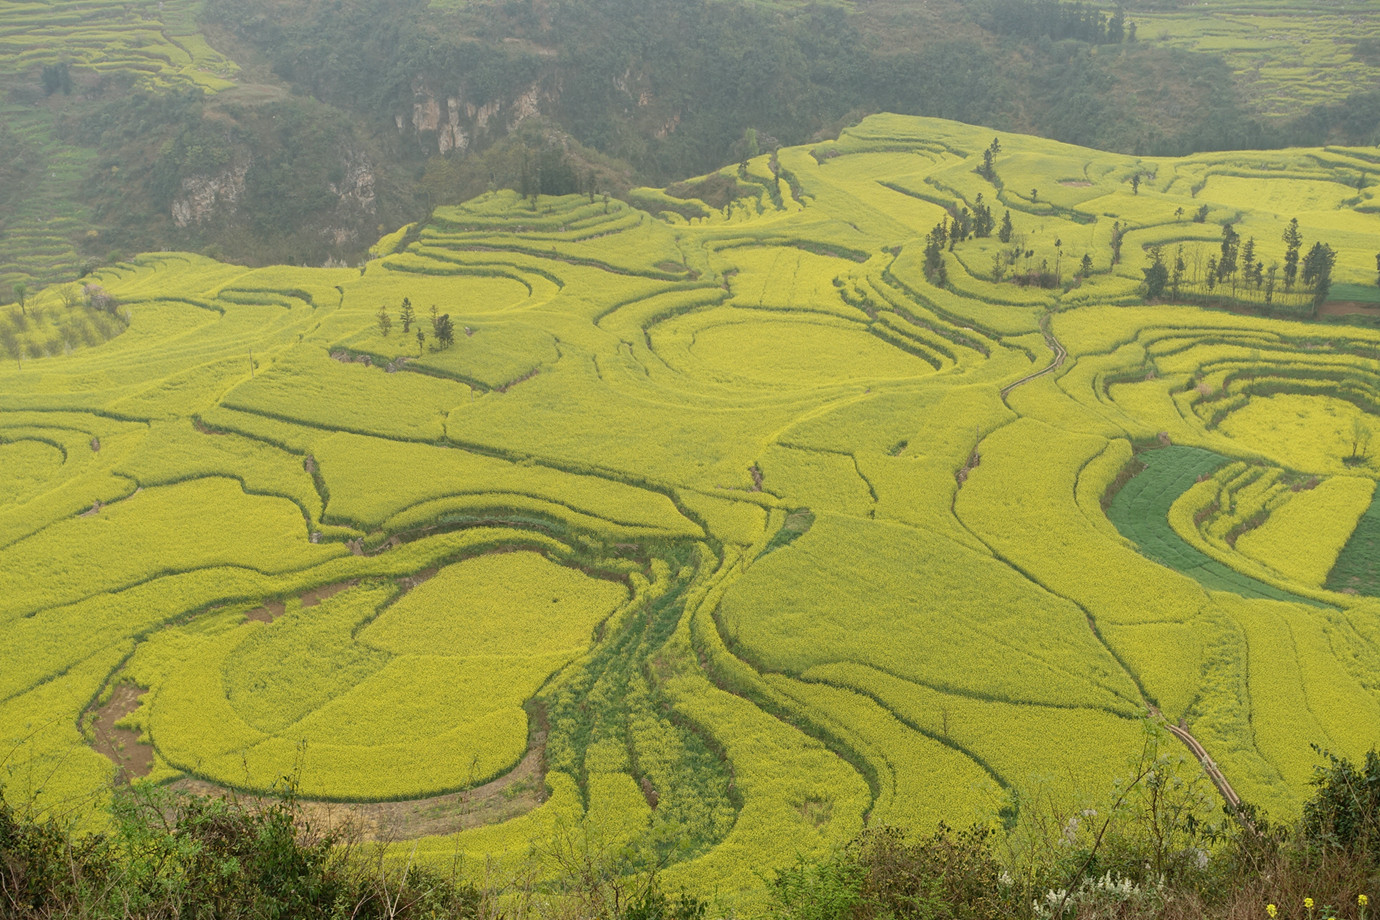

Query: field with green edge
[[5, 114, 1380, 911]]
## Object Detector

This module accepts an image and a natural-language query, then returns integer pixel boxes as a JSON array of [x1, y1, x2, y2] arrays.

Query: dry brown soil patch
[[173, 729, 548, 841], [244, 599, 286, 623], [1319, 300, 1380, 318], [88, 683, 153, 781]]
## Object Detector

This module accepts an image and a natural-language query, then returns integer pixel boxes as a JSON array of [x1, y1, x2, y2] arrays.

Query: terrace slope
[[3, 115, 1380, 910]]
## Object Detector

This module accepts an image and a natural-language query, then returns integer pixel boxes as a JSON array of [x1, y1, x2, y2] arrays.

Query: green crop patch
[[1105, 447, 1307, 603], [5, 114, 1380, 908], [1328, 491, 1380, 596]]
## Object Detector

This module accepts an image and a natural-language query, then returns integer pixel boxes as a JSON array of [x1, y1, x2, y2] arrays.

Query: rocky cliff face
[[169, 148, 381, 256], [324, 152, 379, 248], [171, 163, 249, 227], [403, 81, 550, 156]]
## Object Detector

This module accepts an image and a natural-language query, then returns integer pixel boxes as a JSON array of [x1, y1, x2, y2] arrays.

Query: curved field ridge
[[3, 115, 1380, 909]]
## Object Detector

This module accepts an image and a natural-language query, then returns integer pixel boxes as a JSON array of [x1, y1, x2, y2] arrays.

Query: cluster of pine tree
[[375, 297, 455, 351], [983, 0, 1136, 44], [1143, 216, 1337, 313]]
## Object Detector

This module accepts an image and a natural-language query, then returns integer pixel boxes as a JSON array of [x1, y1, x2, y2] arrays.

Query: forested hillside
[[4, 0, 1380, 298]]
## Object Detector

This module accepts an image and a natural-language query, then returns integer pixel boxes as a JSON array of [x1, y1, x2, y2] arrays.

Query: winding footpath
[[999, 321, 1246, 816], [999, 316, 1068, 401]]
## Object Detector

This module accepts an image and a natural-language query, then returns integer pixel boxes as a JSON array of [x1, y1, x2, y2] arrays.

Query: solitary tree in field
[[923, 221, 948, 287], [1080, 253, 1094, 279], [1175, 206, 1184, 221], [1171, 246, 1185, 299], [1130, 173, 1141, 195], [399, 297, 415, 333], [1282, 218, 1303, 290], [1349, 419, 1373, 465], [434, 313, 455, 349], [949, 207, 972, 248], [1142, 246, 1168, 299], [1264, 262, 1278, 306], [1109, 221, 1125, 265], [1240, 237, 1256, 286], [999, 210, 1014, 243], [1107, 7, 1125, 42], [376, 306, 392, 336], [1217, 223, 1240, 284], [979, 137, 1001, 182], [972, 195, 995, 238], [416, 329, 426, 354], [13, 282, 26, 317], [1193, 204, 1210, 223], [1302, 241, 1336, 308]]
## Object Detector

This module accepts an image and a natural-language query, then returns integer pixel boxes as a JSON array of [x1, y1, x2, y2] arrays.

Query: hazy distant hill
[[2, 0, 1379, 294]]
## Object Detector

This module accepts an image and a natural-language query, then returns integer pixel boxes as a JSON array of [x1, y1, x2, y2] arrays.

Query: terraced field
[[1132, 0, 1380, 119], [3, 115, 1380, 909], [0, 0, 238, 296]]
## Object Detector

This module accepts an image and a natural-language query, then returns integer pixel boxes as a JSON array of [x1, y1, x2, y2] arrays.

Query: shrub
[[850, 824, 1010, 920], [1301, 747, 1380, 860], [0, 784, 491, 920]]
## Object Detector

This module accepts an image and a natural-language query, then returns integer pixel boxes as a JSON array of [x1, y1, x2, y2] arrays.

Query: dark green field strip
[[1326, 491, 1380, 597], [1327, 283, 1380, 306], [540, 544, 737, 861], [1106, 446, 1320, 605]]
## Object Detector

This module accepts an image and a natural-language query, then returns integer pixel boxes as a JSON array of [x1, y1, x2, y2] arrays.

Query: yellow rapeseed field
[[3, 113, 1380, 908]]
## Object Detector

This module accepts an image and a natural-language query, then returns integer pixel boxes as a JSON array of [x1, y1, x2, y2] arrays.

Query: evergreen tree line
[[981, 0, 1137, 45], [1143, 217, 1339, 314]]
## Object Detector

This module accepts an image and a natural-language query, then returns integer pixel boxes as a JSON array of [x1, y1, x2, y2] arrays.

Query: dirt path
[[1000, 317, 1068, 400], [172, 729, 548, 841], [87, 684, 153, 782], [1319, 300, 1380, 318], [244, 580, 361, 623], [1163, 718, 1243, 811], [990, 319, 1248, 815]]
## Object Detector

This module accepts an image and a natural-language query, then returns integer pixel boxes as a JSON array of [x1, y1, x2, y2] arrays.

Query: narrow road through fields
[[1000, 315, 1068, 400], [1165, 718, 1244, 811], [994, 319, 1247, 815]]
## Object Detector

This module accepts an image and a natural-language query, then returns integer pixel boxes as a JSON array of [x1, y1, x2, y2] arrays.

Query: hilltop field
[[3, 114, 1380, 908]]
